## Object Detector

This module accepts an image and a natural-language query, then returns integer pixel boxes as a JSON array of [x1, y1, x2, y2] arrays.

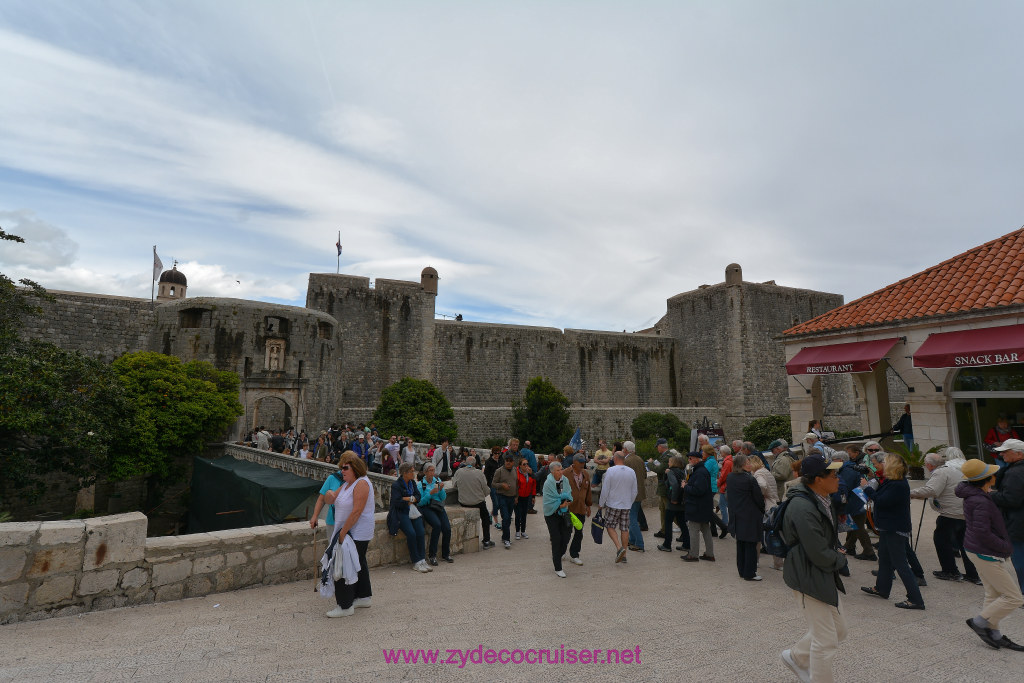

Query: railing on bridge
[[220, 443, 396, 511]]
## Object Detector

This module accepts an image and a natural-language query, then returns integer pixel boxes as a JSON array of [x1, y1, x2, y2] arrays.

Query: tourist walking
[[726, 454, 765, 581], [323, 453, 375, 617], [491, 454, 519, 548], [417, 464, 453, 566], [779, 454, 847, 683], [623, 441, 647, 552], [770, 440, 795, 501], [484, 446, 502, 520], [598, 452, 637, 563], [958, 458, 1024, 650], [452, 456, 494, 549], [717, 445, 734, 532], [703, 444, 728, 539], [911, 448, 979, 583], [543, 462, 575, 577], [658, 454, 689, 552], [838, 445, 876, 561], [565, 453, 592, 565], [646, 438, 671, 540], [387, 463, 430, 573], [861, 453, 925, 610], [991, 439, 1024, 594], [514, 458, 537, 539], [749, 453, 782, 570], [682, 451, 715, 562]]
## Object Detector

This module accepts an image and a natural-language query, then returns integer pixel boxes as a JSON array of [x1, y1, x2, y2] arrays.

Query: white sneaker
[[413, 561, 429, 573], [504, 540, 511, 549], [521, 532, 529, 539], [515, 532, 521, 540], [555, 570, 566, 578], [326, 606, 354, 618], [352, 597, 371, 608], [570, 557, 584, 566], [749, 575, 763, 581], [780, 649, 810, 683]]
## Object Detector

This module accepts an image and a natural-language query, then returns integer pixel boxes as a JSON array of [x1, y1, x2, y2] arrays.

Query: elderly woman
[[543, 461, 575, 577], [726, 454, 765, 581], [418, 464, 453, 566], [322, 453, 375, 617], [862, 453, 925, 609], [658, 454, 689, 552], [514, 458, 537, 540], [958, 459, 1024, 649], [387, 463, 430, 573], [749, 455, 783, 570]]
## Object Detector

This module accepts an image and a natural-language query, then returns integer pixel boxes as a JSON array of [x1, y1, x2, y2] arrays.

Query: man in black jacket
[[992, 439, 1024, 594], [681, 451, 714, 562]]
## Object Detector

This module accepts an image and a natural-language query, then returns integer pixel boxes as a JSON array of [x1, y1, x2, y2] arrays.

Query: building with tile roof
[[781, 227, 1024, 460]]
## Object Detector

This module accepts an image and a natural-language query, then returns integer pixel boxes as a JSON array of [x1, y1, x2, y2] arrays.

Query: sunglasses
[[341, 465, 352, 471], [865, 448, 881, 453]]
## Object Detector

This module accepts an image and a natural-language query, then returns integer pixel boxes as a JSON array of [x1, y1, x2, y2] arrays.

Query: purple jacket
[[956, 482, 1012, 558]]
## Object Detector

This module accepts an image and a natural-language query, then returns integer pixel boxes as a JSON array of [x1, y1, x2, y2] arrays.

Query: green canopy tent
[[189, 455, 320, 533]]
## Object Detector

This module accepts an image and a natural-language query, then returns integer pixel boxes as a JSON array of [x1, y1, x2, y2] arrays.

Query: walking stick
[[913, 498, 926, 552], [312, 525, 319, 592]]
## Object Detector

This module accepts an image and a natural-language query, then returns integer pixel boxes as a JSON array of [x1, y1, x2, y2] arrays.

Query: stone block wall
[[0, 509, 479, 624]]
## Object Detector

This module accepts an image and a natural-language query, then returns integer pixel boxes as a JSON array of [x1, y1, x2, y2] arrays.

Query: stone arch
[[250, 393, 294, 432]]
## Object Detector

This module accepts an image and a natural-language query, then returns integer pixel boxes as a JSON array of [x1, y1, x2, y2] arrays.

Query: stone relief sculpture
[[265, 340, 285, 371]]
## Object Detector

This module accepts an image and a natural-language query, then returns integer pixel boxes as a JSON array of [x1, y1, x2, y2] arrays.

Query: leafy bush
[[511, 377, 573, 454], [833, 429, 864, 440], [742, 415, 792, 450], [630, 412, 691, 451], [482, 437, 506, 450], [372, 377, 458, 444]]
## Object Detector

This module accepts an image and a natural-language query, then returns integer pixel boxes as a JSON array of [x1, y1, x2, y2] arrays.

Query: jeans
[[718, 492, 729, 527], [489, 486, 499, 516], [1012, 541, 1024, 594], [546, 514, 572, 571], [736, 539, 758, 579], [569, 514, 586, 558], [687, 521, 713, 558], [419, 506, 451, 559], [514, 497, 530, 533], [876, 530, 924, 605], [497, 495, 516, 543], [934, 516, 977, 579], [628, 501, 644, 549], [461, 502, 491, 544], [661, 509, 687, 548], [397, 514, 426, 563], [334, 539, 371, 608], [902, 435, 915, 453]]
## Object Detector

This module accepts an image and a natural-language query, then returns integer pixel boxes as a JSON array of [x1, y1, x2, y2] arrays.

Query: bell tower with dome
[[156, 262, 188, 301]]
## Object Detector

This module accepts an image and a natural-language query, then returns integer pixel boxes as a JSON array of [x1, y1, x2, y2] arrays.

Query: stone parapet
[[0, 508, 479, 625]]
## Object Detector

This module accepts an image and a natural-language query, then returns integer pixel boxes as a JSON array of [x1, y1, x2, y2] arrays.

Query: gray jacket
[[782, 482, 848, 607], [910, 460, 965, 519]]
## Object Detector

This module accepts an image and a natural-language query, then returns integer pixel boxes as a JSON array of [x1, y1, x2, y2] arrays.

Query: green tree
[[372, 377, 458, 443], [742, 414, 793, 450], [630, 412, 691, 451], [111, 352, 244, 482], [511, 377, 573, 454], [0, 227, 51, 353], [0, 340, 131, 505]]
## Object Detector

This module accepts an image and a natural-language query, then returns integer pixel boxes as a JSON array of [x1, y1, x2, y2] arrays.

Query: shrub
[[742, 415, 792, 450], [833, 429, 864, 440], [511, 377, 573, 454], [372, 377, 458, 444], [630, 412, 691, 451], [482, 437, 506, 450]]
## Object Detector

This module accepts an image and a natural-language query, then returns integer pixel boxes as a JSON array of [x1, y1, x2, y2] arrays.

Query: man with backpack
[[779, 453, 847, 683]]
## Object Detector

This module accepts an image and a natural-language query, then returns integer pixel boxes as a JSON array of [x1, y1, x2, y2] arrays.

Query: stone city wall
[[0, 508, 480, 625]]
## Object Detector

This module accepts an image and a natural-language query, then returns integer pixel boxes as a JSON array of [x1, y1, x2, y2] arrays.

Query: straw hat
[[961, 459, 999, 482]]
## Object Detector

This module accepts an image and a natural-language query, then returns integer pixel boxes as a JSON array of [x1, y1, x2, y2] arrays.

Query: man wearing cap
[[599, 452, 637, 564], [769, 440, 795, 502], [491, 454, 519, 549], [779, 454, 847, 683], [565, 453, 593, 565], [991, 438, 1024, 594], [910, 450, 981, 584], [647, 438, 672, 540]]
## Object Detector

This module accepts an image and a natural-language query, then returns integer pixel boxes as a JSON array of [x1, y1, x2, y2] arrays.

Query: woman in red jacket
[[514, 459, 537, 540]]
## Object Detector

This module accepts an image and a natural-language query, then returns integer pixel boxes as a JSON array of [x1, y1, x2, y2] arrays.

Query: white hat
[[995, 438, 1024, 452]]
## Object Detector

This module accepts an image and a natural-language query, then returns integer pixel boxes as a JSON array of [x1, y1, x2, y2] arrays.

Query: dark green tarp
[[189, 455, 320, 533]]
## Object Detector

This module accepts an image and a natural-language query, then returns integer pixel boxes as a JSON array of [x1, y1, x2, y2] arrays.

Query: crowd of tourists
[[302, 423, 1024, 682]]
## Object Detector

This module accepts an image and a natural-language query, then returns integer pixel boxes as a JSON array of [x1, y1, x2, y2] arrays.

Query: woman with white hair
[[543, 461, 575, 577]]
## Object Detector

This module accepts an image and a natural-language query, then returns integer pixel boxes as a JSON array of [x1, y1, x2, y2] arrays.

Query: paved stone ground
[[2, 502, 1022, 682]]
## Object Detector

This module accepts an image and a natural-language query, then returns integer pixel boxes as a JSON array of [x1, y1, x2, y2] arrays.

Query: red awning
[[913, 324, 1024, 369], [786, 338, 901, 375]]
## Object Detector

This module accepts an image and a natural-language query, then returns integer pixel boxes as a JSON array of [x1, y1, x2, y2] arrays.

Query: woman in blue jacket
[[861, 454, 924, 609], [387, 463, 430, 573], [418, 464, 453, 566]]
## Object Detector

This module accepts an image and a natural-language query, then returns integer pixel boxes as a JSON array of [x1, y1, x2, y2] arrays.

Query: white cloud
[[0, 209, 78, 268]]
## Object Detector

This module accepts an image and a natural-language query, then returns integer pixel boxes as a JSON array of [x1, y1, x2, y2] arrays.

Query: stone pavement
[[1, 502, 1022, 682]]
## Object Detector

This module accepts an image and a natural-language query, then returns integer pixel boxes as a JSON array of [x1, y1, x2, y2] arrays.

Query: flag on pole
[[336, 234, 342, 256], [152, 246, 163, 282], [569, 427, 582, 452]]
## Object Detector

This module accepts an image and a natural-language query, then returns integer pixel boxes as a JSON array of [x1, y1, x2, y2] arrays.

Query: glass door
[[954, 400, 982, 461]]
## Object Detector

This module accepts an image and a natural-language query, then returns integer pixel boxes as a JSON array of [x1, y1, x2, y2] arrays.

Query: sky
[[0, 1, 1021, 331]]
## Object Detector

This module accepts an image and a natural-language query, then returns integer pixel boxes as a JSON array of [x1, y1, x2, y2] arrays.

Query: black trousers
[[334, 539, 371, 609], [843, 512, 874, 556], [515, 497, 531, 533], [736, 539, 758, 579], [461, 501, 491, 544], [546, 514, 572, 571], [935, 515, 978, 579], [569, 514, 586, 558], [661, 509, 688, 548]]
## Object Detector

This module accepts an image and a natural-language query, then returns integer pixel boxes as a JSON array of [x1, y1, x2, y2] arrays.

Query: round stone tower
[[421, 266, 438, 295], [157, 262, 188, 301]]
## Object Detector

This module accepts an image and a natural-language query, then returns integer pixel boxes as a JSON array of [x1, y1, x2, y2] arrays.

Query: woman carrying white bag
[[322, 452, 376, 618]]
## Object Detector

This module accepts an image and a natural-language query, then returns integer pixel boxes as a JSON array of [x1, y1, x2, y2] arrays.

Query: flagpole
[[336, 231, 340, 274], [151, 245, 156, 308]]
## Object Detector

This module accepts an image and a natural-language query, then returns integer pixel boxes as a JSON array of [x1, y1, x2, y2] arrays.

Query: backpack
[[762, 491, 812, 558]]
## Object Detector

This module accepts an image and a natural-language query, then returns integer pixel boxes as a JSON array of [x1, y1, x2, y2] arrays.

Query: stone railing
[[0, 508, 479, 625], [221, 443, 397, 511]]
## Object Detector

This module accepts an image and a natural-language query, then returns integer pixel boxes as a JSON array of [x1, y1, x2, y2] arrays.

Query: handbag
[[408, 503, 422, 520], [590, 510, 605, 545], [569, 512, 583, 531]]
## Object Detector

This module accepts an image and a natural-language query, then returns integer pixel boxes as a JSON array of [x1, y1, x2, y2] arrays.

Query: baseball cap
[[995, 439, 1024, 452], [573, 453, 587, 463], [801, 454, 841, 478], [656, 438, 669, 446]]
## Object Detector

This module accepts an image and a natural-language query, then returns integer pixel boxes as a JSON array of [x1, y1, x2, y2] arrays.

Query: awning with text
[[913, 324, 1024, 369], [786, 338, 901, 375]]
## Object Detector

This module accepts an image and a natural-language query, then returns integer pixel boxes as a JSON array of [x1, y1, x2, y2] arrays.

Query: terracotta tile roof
[[784, 227, 1024, 336]]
